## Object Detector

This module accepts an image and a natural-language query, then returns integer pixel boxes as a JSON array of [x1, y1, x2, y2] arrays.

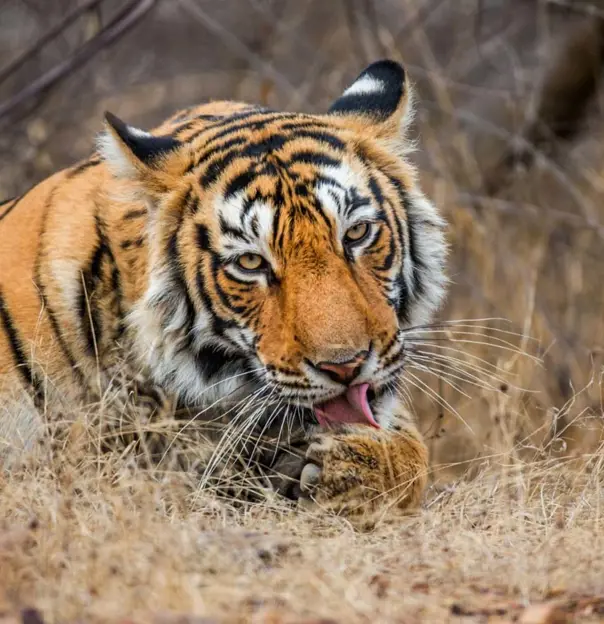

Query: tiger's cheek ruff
[[126, 204, 254, 406], [403, 190, 448, 327]]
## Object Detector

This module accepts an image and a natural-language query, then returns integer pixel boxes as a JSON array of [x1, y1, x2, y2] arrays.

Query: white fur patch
[[50, 258, 83, 311], [0, 392, 43, 469], [96, 124, 151, 179], [128, 259, 254, 409], [343, 74, 385, 97], [127, 126, 153, 139], [215, 194, 276, 264], [315, 162, 372, 241], [404, 191, 449, 326]]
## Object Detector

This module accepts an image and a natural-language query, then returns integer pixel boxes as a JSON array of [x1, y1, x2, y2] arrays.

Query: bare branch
[[0, 0, 109, 87], [0, 0, 158, 126], [177, 0, 302, 105]]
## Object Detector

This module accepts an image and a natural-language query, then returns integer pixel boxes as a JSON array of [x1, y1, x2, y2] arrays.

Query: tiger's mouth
[[313, 383, 380, 429]]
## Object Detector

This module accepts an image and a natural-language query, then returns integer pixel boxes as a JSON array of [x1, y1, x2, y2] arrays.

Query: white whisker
[[399, 371, 474, 435]]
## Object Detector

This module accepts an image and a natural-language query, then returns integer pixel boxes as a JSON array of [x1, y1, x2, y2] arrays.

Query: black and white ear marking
[[328, 60, 406, 121], [98, 111, 181, 177]]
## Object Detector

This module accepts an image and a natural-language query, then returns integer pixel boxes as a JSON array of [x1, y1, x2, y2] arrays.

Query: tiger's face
[[100, 61, 448, 428]]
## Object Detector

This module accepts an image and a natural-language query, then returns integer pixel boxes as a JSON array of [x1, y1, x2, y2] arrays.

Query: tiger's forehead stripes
[[178, 112, 349, 188], [206, 156, 377, 254]]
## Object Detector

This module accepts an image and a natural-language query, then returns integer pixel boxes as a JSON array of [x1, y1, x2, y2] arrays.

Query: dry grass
[[1, 398, 604, 624]]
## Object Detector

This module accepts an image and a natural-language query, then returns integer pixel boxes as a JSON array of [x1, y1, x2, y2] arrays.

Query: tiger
[[0, 60, 447, 518]]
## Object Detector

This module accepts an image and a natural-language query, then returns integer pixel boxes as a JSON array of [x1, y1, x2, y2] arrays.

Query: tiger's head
[[99, 60, 448, 429]]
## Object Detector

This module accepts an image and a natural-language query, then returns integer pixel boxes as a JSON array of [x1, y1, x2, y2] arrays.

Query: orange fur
[[0, 61, 447, 517]]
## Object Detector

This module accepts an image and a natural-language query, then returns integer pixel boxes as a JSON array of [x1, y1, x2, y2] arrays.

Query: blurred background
[[1, 0, 604, 483]]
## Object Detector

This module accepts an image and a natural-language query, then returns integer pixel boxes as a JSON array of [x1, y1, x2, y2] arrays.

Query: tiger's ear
[[97, 112, 187, 192], [327, 60, 413, 140]]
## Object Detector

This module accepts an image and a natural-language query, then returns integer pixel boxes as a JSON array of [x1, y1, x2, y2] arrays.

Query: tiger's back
[[0, 101, 255, 460]]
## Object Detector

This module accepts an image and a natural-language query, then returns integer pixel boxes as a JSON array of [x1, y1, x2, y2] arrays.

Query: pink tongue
[[314, 383, 380, 429]]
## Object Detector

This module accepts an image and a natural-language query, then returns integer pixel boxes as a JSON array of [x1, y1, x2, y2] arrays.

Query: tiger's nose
[[315, 350, 369, 384]]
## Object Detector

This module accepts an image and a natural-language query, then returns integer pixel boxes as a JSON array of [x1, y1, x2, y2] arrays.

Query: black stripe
[[197, 223, 211, 251], [368, 175, 384, 206], [278, 120, 330, 132], [191, 136, 248, 171], [238, 134, 288, 158], [200, 149, 243, 188], [194, 113, 223, 121], [195, 344, 233, 381], [169, 107, 194, 123], [78, 238, 106, 355], [288, 129, 345, 151], [224, 169, 256, 199], [164, 192, 197, 345], [388, 176, 425, 297], [184, 109, 278, 144], [174, 112, 250, 138], [309, 195, 334, 235], [218, 215, 250, 242], [272, 176, 286, 208], [250, 215, 259, 238], [188, 112, 303, 171], [314, 174, 345, 192], [344, 187, 371, 219], [366, 180, 396, 271], [195, 126, 316, 184], [390, 200, 411, 321], [0, 195, 24, 222], [222, 269, 257, 288], [97, 213, 125, 342], [326, 189, 343, 213], [366, 167, 416, 320], [123, 208, 147, 220], [241, 189, 270, 219], [286, 150, 341, 168], [195, 264, 236, 337], [78, 209, 127, 355], [65, 157, 101, 179], [210, 255, 247, 315], [272, 205, 285, 250], [39, 283, 86, 385], [167, 236, 196, 343], [120, 236, 145, 250], [294, 183, 309, 196], [0, 288, 42, 402], [110, 264, 123, 340], [376, 226, 396, 273], [34, 189, 88, 390]]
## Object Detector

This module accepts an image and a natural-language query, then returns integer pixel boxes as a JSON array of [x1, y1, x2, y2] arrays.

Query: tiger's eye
[[236, 253, 265, 271], [345, 222, 370, 243]]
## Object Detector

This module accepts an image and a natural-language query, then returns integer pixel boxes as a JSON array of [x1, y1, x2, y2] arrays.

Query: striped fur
[[0, 61, 448, 514]]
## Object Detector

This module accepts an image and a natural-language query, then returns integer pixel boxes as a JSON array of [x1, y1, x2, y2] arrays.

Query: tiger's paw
[[297, 428, 428, 520]]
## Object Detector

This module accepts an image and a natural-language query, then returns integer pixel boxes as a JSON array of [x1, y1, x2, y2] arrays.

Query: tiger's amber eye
[[345, 222, 370, 243], [236, 253, 264, 271]]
